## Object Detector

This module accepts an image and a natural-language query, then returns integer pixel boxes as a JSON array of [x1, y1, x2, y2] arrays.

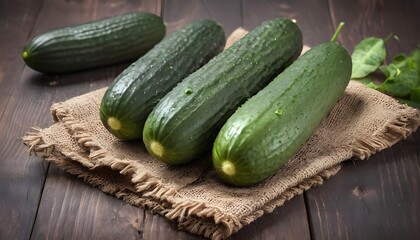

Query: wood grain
[[306, 131, 420, 240], [233, 196, 311, 240], [140, 198, 313, 240], [163, 0, 242, 36], [0, 1, 48, 239], [31, 165, 145, 239], [0, 67, 55, 239], [0, 0, 45, 120], [242, 0, 333, 46], [143, 211, 205, 240], [329, 0, 420, 59]]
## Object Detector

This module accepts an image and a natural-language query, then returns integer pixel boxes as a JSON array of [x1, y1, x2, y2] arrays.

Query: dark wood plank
[[0, 1, 47, 239], [233, 196, 311, 240], [141, 196, 311, 240], [0, 67, 56, 239], [0, 0, 161, 239], [306, 131, 420, 240], [305, 1, 420, 239], [328, 0, 420, 60], [31, 165, 145, 239], [141, 196, 312, 240], [0, 0, 45, 118], [163, 0, 242, 36], [29, 0, 162, 35], [242, 0, 334, 46], [143, 211, 206, 240]]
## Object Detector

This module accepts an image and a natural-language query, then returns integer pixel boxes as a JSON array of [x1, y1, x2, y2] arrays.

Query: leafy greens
[[351, 37, 420, 108], [351, 37, 386, 79]]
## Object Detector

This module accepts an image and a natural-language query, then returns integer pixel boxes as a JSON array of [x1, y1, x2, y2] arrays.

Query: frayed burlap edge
[[22, 126, 340, 240], [23, 96, 420, 240], [349, 110, 420, 159]]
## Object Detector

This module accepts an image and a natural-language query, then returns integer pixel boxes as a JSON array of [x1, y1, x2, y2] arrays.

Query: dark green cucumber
[[23, 12, 165, 73], [143, 18, 303, 165], [100, 20, 226, 140], [212, 42, 352, 187]]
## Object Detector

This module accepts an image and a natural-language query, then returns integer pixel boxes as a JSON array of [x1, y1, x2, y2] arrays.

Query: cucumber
[[23, 12, 165, 73], [100, 20, 226, 140], [212, 31, 352, 186], [143, 18, 303, 165]]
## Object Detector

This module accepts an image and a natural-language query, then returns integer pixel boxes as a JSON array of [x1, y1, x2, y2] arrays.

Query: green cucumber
[[212, 26, 352, 187], [143, 18, 303, 165], [100, 20, 226, 140], [23, 12, 165, 73]]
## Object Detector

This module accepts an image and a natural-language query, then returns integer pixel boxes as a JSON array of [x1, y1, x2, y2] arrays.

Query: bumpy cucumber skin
[[143, 18, 303, 165], [100, 20, 226, 140], [212, 42, 352, 187], [23, 12, 165, 73]]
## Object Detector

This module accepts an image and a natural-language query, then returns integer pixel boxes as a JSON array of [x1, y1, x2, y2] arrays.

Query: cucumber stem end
[[330, 22, 345, 43]]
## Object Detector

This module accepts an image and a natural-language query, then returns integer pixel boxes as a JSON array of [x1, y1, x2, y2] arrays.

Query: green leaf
[[354, 77, 380, 89], [411, 87, 420, 102], [367, 81, 380, 89], [377, 68, 420, 98], [380, 63, 401, 79], [391, 53, 410, 70], [351, 37, 386, 79], [352, 36, 420, 105], [410, 48, 420, 70]]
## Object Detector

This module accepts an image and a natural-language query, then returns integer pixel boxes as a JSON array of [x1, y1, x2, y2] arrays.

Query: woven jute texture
[[23, 28, 420, 239]]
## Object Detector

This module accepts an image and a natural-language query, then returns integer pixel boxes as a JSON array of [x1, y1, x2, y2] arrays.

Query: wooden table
[[1, 0, 419, 239]]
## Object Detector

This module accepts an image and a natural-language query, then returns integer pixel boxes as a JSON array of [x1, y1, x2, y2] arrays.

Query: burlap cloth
[[23, 28, 420, 239]]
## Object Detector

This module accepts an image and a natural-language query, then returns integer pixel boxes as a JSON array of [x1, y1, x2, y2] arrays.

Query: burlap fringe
[[22, 127, 53, 157], [164, 164, 342, 240], [350, 109, 420, 160], [22, 100, 420, 240], [50, 103, 183, 201], [21, 125, 342, 239]]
